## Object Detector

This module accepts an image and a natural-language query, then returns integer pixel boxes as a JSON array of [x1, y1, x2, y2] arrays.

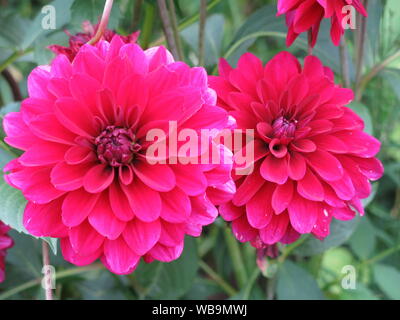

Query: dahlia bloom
[[48, 21, 139, 61], [210, 52, 383, 248], [3, 37, 234, 274], [0, 221, 13, 283], [277, 0, 368, 47]]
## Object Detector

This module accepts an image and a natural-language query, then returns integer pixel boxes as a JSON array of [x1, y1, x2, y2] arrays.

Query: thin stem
[[0, 263, 104, 300], [42, 241, 53, 300], [278, 235, 309, 264], [1, 68, 22, 101], [354, 0, 368, 100], [339, 37, 351, 88], [167, 0, 184, 60], [223, 227, 248, 288], [157, 0, 179, 59], [141, 2, 155, 49], [0, 50, 26, 73], [307, 30, 313, 55], [199, 260, 237, 296], [362, 243, 400, 266], [242, 268, 260, 300], [266, 275, 276, 300], [87, 0, 114, 45], [132, 0, 144, 30], [198, 0, 207, 66], [151, 0, 222, 47], [356, 49, 400, 100]]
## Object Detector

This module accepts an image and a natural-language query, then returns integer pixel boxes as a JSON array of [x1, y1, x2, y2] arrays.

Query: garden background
[[0, 0, 399, 300]]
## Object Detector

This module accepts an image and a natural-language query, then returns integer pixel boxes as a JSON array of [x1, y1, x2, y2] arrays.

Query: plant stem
[[0, 263, 104, 300], [141, 2, 155, 49], [41, 241, 53, 300], [242, 268, 260, 300], [0, 51, 26, 73], [1, 68, 22, 101], [167, 0, 184, 60], [151, 0, 222, 47], [223, 227, 248, 288], [278, 235, 309, 264], [132, 0, 144, 30], [157, 0, 179, 59], [356, 49, 400, 100], [339, 37, 351, 88], [354, 0, 368, 100], [87, 0, 114, 45], [198, 0, 207, 66], [199, 260, 237, 296], [266, 275, 276, 300], [307, 30, 313, 55]]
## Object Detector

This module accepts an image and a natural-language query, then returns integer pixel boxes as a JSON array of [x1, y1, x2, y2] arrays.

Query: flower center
[[272, 116, 296, 139], [95, 126, 140, 167]]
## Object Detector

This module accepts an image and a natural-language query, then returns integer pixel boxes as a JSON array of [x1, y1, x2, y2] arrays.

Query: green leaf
[[181, 14, 225, 67], [136, 237, 199, 299], [348, 216, 376, 260], [296, 216, 361, 257], [348, 101, 373, 135], [276, 260, 325, 300], [340, 283, 379, 300], [373, 264, 400, 300], [0, 169, 58, 254], [21, 0, 74, 50]]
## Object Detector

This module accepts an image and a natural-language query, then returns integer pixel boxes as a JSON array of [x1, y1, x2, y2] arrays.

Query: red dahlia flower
[[209, 52, 383, 247], [0, 221, 13, 283], [3, 37, 234, 274], [48, 21, 139, 62], [277, 0, 368, 47]]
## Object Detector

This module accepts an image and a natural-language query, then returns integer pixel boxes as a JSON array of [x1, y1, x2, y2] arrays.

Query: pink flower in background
[[0, 221, 13, 283], [3, 37, 234, 274], [277, 0, 368, 47], [48, 21, 140, 62], [209, 52, 383, 248]]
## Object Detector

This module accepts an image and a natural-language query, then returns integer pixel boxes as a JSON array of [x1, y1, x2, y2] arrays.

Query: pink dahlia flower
[[48, 21, 140, 62], [0, 221, 13, 283], [277, 0, 367, 47], [209, 52, 383, 248], [3, 37, 234, 274]]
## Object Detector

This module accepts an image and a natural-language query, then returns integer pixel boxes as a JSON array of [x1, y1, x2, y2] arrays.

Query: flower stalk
[[87, 0, 114, 45]]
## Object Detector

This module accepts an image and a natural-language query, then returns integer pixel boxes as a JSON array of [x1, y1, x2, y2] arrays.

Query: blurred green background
[[0, 0, 399, 300]]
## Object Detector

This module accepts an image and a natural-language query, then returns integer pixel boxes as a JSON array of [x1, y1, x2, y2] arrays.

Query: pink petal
[[123, 218, 161, 255], [260, 155, 289, 185], [260, 214, 290, 244], [272, 180, 294, 214], [160, 187, 191, 223], [133, 161, 175, 192], [83, 164, 115, 193], [103, 237, 140, 274], [61, 189, 100, 227], [123, 180, 161, 222]]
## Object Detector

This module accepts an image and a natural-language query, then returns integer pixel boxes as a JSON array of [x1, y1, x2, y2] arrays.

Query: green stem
[[167, 0, 184, 61], [0, 263, 104, 300], [199, 260, 237, 296], [242, 268, 260, 300], [151, 0, 222, 46], [141, 2, 155, 49], [355, 49, 400, 100], [0, 51, 26, 73], [223, 227, 248, 288], [362, 243, 400, 266], [278, 235, 309, 264], [198, 0, 207, 66]]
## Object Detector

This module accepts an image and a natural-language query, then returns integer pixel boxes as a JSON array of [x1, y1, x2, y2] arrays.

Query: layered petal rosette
[[210, 52, 383, 248], [3, 37, 234, 274], [0, 221, 13, 283], [277, 0, 368, 47]]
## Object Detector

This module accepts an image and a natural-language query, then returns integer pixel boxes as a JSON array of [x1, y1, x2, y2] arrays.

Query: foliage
[[0, 0, 399, 300]]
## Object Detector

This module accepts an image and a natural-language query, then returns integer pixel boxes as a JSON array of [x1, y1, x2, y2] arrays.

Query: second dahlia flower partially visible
[[3, 36, 234, 274], [0, 221, 13, 283], [277, 0, 368, 47], [210, 52, 383, 249]]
